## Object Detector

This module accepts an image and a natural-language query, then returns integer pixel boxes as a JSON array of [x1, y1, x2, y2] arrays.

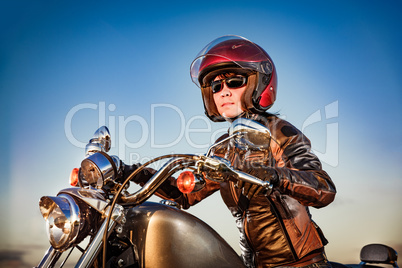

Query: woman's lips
[[221, 102, 234, 107]]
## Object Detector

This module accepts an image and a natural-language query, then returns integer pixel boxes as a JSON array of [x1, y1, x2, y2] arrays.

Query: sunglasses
[[210, 75, 248, 94]]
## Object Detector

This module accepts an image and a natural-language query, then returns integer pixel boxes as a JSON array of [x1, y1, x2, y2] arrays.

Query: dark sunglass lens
[[211, 81, 223, 93], [226, 77, 246, 88]]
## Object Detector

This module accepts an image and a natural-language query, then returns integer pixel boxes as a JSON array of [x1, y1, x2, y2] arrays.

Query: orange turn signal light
[[177, 171, 195, 194], [69, 168, 79, 186]]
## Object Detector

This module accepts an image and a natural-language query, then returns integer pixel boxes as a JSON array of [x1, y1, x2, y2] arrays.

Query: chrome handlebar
[[120, 154, 272, 205], [120, 154, 200, 204]]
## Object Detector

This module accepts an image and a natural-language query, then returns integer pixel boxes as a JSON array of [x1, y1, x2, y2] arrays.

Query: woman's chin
[[221, 111, 243, 119]]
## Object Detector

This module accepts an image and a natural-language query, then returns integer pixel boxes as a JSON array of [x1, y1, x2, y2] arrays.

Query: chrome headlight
[[39, 194, 80, 251]]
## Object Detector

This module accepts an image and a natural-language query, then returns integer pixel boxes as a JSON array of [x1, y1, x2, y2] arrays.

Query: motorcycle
[[35, 118, 399, 268]]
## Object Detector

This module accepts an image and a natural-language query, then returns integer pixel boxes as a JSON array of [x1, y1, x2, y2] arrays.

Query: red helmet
[[190, 35, 277, 122]]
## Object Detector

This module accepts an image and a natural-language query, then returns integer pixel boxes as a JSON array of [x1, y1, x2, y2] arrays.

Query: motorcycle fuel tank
[[123, 201, 245, 268]]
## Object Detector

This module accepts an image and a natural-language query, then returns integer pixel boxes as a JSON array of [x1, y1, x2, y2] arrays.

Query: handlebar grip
[[235, 170, 273, 195], [201, 155, 273, 195]]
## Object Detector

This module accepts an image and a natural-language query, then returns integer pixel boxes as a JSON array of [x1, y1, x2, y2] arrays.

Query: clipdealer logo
[[302, 101, 339, 167], [64, 101, 339, 167], [64, 102, 228, 159]]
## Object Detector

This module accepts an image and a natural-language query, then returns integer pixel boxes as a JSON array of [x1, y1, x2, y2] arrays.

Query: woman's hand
[[235, 163, 279, 199]]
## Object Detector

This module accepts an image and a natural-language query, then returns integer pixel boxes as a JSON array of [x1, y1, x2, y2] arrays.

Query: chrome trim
[[160, 199, 181, 209], [59, 187, 109, 214], [85, 142, 104, 156]]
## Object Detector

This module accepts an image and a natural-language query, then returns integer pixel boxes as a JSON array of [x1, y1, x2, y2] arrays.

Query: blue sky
[[1, 0, 401, 265]]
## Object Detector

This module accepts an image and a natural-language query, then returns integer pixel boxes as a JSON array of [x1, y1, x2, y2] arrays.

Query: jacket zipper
[[267, 197, 298, 260]]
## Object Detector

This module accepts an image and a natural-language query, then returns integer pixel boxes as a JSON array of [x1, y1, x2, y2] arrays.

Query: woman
[[125, 35, 336, 268]]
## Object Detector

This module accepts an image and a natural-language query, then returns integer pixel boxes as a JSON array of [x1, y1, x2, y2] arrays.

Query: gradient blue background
[[1, 0, 401, 266]]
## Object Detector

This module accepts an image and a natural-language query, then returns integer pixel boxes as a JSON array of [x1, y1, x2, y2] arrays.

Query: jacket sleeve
[[269, 117, 336, 208], [173, 180, 221, 209]]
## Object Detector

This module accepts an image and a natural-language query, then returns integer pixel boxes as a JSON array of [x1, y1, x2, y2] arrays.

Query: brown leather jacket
[[131, 113, 336, 268]]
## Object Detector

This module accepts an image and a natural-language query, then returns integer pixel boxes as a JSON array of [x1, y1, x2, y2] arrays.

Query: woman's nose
[[220, 83, 232, 96]]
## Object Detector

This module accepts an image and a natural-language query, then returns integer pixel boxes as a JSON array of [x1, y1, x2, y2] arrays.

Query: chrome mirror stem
[[205, 134, 236, 157]]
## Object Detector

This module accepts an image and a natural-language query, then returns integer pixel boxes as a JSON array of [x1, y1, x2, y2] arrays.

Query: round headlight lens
[[39, 194, 80, 251]]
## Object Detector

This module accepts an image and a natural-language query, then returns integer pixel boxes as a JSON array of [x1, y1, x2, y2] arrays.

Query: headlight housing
[[39, 194, 81, 251]]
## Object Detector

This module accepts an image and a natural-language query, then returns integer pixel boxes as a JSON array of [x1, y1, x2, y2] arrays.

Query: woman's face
[[212, 74, 247, 119]]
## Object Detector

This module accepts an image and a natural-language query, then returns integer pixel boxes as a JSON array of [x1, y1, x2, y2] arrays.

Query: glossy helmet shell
[[190, 35, 277, 122]]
